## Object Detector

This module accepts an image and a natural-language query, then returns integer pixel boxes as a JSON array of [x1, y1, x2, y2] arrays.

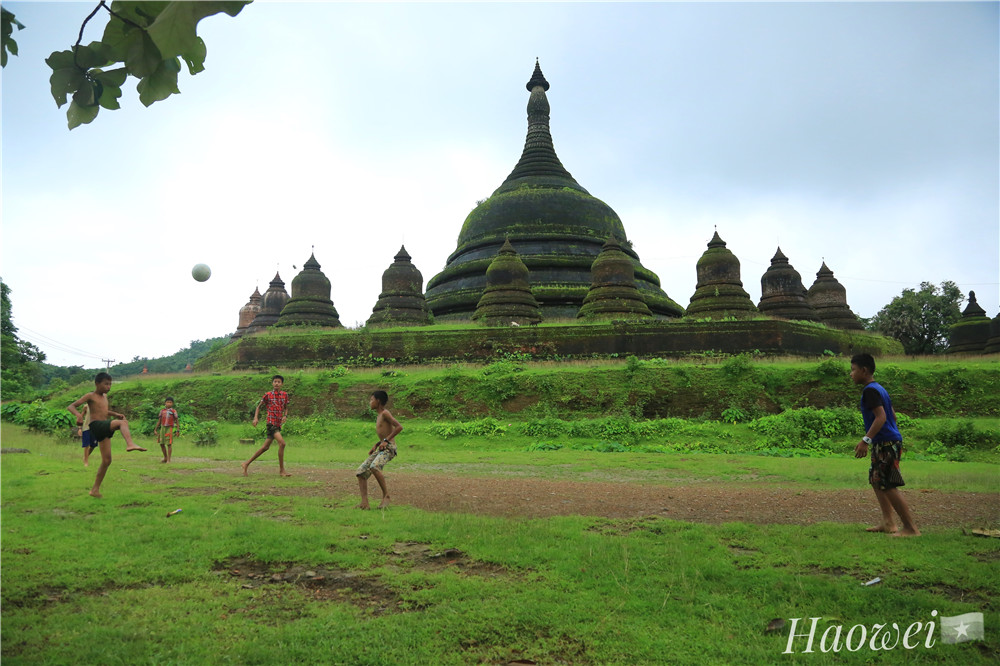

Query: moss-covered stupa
[[425, 60, 682, 321], [275, 252, 341, 328], [367, 246, 431, 327], [231, 287, 262, 340], [472, 239, 542, 326], [684, 231, 757, 320], [577, 237, 652, 320], [947, 290, 990, 353], [984, 312, 1000, 354], [806, 262, 863, 330], [758, 248, 819, 322], [244, 272, 290, 334]]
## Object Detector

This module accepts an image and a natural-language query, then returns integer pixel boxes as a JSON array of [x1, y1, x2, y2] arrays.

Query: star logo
[[940, 612, 984, 644]]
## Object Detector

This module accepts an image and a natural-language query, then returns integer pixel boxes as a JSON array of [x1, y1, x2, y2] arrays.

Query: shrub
[[11, 401, 74, 434], [748, 407, 862, 449], [720, 407, 751, 424], [927, 422, 1000, 450], [518, 418, 569, 438], [191, 420, 219, 446]]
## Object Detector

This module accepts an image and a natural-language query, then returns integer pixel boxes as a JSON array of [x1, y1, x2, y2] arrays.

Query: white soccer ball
[[192, 264, 212, 282]]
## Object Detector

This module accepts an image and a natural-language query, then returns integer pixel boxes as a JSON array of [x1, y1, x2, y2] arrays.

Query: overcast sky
[[2, 1, 998, 369]]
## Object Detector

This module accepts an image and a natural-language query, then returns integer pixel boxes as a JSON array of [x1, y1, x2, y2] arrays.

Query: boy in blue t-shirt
[[850, 353, 920, 537]]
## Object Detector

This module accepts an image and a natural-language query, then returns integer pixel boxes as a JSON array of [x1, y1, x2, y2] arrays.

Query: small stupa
[[758, 248, 819, 322], [244, 272, 290, 334], [472, 239, 542, 326], [806, 262, 863, 330], [577, 237, 652, 319], [367, 246, 432, 327], [684, 231, 757, 320], [276, 252, 342, 328], [232, 287, 262, 340], [947, 291, 990, 353], [984, 311, 1000, 354]]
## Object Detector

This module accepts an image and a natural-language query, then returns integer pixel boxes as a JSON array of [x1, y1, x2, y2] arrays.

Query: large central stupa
[[425, 61, 683, 321]]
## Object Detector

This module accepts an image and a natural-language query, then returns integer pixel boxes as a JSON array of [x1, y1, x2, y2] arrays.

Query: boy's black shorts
[[266, 423, 281, 437]]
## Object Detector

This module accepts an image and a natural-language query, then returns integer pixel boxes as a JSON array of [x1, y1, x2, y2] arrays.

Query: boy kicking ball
[[356, 390, 402, 510], [68, 372, 146, 498]]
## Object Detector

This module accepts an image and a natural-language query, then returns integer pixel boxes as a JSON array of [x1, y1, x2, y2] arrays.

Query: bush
[[191, 420, 219, 446], [748, 407, 862, 450], [9, 401, 74, 434], [518, 418, 569, 438], [926, 422, 1000, 450], [429, 418, 508, 439]]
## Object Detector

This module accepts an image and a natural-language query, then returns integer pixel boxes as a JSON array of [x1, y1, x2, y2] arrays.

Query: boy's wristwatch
[[862, 436, 873, 445]]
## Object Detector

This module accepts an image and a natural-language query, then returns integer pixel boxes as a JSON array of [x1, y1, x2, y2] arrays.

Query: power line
[[15, 326, 105, 361]]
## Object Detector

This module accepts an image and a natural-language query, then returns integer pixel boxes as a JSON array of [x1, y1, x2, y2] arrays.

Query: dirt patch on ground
[[224, 466, 1000, 530]]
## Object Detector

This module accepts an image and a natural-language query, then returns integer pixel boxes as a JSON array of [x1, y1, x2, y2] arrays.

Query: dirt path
[[234, 466, 1000, 529]]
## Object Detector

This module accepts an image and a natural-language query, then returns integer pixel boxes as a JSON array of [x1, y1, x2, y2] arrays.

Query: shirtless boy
[[356, 390, 402, 510], [68, 372, 146, 498]]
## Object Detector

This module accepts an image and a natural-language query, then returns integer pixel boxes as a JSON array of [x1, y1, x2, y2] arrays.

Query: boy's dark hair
[[165, 397, 174, 403], [851, 353, 876, 373], [371, 390, 388, 406], [95, 372, 112, 384], [272, 374, 285, 383]]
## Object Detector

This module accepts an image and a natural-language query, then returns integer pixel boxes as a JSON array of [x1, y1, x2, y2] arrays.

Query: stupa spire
[[497, 60, 584, 194]]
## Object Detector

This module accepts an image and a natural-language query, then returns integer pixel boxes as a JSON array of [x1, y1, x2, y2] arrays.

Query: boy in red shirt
[[154, 397, 180, 463], [242, 375, 291, 477]]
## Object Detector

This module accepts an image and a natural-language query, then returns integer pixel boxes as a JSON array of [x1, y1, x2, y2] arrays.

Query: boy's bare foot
[[892, 528, 921, 537], [378, 495, 391, 509], [126, 444, 147, 452], [89, 490, 103, 498], [160, 458, 167, 463], [356, 503, 370, 510], [865, 525, 897, 533], [84, 462, 89, 467], [280, 471, 292, 477], [241, 462, 250, 477]]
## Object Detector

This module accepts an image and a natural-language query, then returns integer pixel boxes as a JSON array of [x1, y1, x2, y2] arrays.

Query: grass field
[[2, 422, 998, 665]]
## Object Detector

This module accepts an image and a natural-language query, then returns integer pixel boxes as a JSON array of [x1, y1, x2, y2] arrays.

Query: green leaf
[[45, 49, 77, 71], [98, 82, 124, 110], [48, 65, 87, 108], [93, 66, 128, 88], [67, 100, 100, 130], [125, 28, 162, 78], [74, 42, 113, 69], [108, 1, 170, 28], [181, 36, 207, 75], [148, 1, 248, 66], [136, 57, 181, 106], [72, 79, 102, 108]]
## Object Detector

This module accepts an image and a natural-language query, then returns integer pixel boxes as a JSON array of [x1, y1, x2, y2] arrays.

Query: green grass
[[3, 425, 998, 665]]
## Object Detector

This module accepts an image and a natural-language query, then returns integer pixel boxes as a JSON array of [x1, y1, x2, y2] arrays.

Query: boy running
[[242, 375, 291, 477], [850, 353, 920, 537], [68, 372, 146, 497], [356, 390, 402, 510]]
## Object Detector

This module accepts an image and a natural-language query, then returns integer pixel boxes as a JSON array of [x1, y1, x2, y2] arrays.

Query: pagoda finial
[[526, 58, 549, 91]]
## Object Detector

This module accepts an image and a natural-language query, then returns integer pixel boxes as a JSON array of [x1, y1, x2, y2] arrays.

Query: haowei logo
[[783, 610, 984, 654]]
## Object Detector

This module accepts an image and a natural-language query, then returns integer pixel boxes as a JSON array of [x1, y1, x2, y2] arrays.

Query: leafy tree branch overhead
[[2, 1, 251, 129]]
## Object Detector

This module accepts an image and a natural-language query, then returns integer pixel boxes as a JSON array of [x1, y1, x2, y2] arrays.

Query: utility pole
[[102, 358, 115, 369]]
